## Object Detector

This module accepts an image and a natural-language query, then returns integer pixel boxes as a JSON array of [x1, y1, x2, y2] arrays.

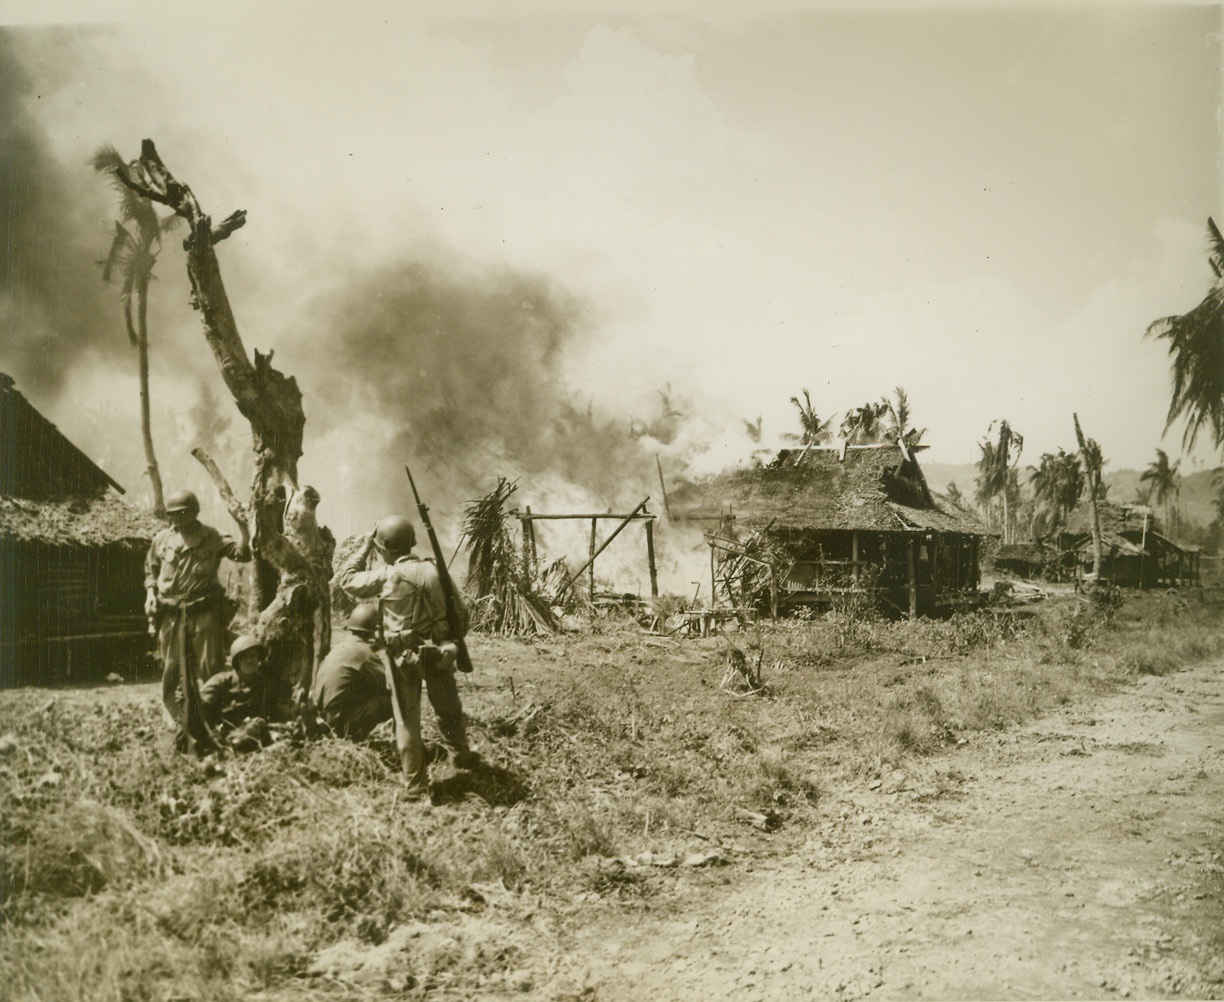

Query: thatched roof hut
[[669, 444, 992, 618], [1, 374, 161, 685], [1059, 500, 1198, 587]]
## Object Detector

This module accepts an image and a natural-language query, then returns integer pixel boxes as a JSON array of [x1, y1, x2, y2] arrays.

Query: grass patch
[[2, 587, 1223, 998]]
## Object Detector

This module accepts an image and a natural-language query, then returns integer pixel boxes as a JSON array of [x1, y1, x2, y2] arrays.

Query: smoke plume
[[0, 31, 120, 397]]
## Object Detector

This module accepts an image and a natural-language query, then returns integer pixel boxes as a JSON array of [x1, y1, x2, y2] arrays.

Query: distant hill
[[921, 462, 978, 498], [921, 461, 1220, 530]]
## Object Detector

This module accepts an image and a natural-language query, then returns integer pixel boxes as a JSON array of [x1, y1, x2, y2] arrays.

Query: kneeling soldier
[[311, 604, 393, 740], [199, 635, 271, 753]]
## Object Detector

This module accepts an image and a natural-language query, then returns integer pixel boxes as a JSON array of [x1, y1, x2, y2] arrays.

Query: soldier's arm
[[144, 534, 163, 616], [220, 533, 252, 563], [335, 537, 384, 598], [198, 672, 231, 726], [144, 533, 162, 591]]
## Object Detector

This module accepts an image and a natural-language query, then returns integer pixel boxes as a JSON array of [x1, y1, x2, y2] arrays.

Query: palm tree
[[974, 420, 1024, 543], [94, 145, 181, 517], [1027, 449, 1083, 538], [1073, 414, 1105, 577], [840, 400, 889, 445], [1144, 217, 1224, 452], [1140, 447, 1182, 533], [944, 481, 964, 508], [784, 389, 833, 445], [882, 386, 927, 448]]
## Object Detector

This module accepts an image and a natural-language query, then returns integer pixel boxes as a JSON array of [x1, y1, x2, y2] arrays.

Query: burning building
[[668, 443, 993, 618], [1, 374, 161, 685]]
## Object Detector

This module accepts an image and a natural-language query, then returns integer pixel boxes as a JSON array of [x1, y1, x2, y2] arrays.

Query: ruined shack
[[669, 443, 992, 618], [1, 374, 160, 685]]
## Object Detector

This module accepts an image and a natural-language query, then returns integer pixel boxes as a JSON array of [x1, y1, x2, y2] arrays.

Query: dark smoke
[[311, 258, 659, 516], [0, 30, 119, 396]]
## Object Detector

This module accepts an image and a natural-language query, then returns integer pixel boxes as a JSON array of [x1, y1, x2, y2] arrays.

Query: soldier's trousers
[[389, 651, 470, 795], [159, 604, 224, 727]]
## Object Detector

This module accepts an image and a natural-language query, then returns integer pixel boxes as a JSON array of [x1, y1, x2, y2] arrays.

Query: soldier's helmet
[[345, 603, 381, 636], [374, 515, 416, 553], [229, 635, 266, 663], [165, 490, 200, 515]]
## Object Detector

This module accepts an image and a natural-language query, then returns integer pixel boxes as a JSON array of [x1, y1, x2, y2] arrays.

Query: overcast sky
[[1, 1, 1220, 536]]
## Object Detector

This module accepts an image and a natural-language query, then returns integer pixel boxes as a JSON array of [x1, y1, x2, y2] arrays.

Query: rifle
[[176, 606, 219, 756], [404, 465, 474, 674], [377, 599, 417, 777]]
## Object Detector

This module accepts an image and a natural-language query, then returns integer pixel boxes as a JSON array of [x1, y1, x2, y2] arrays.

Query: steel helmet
[[345, 603, 381, 635], [229, 635, 266, 662], [374, 515, 416, 553], [165, 490, 200, 514]]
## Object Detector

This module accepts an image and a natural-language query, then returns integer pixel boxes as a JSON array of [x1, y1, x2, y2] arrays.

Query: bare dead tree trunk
[[109, 140, 333, 715], [1073, 413, 1103, 579]]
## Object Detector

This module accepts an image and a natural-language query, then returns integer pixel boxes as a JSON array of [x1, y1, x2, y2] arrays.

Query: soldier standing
[[145, 489, 251, 738], [335, 515, 475, 797]]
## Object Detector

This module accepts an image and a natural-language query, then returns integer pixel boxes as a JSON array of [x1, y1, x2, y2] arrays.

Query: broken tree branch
[[191, 447, 250, 547]]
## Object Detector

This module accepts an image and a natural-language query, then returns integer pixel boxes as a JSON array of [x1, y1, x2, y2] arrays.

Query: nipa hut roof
[[0, 373, 160, 548], [1, 372, 123, 498], [0, 490, 161, 549], [1063, 501, 1164, 542], [669, 444, 993, 536]]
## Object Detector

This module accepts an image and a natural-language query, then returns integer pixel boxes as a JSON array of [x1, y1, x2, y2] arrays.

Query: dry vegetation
[[2, 587, 1224, 1000]]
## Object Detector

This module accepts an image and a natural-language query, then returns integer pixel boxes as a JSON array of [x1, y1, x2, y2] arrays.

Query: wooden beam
[[519, 512, 655, 521], [589, 518, 597, 600], [907, 538, 918, 620], [552, 498, 651, 603], [645, 519, 658, 597]]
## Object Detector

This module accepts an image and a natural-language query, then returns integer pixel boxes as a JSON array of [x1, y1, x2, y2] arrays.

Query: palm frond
[[1144, 219, 1224, 451]]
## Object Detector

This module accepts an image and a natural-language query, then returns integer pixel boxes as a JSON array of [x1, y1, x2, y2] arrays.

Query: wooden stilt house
[[669, 444, 994, 618], [1059, 502, 1199, 588], [1, 374, 161, 685]]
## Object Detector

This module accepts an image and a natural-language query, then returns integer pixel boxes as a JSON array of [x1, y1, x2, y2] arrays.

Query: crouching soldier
[[311, 604, 393, 740], [199, 635, 272, 753], [336, 515, 476, 798], [146, 489, 251, 737]]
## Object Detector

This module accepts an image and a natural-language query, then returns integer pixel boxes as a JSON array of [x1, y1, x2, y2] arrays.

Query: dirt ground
[[7, 631, 1222, 1001], [550, 656, 1224, 1001]]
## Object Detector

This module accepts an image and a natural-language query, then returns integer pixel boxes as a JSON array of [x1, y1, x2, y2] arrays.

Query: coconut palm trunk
[[1073, 413, 1103, 579], [134, 271, 166, 515]]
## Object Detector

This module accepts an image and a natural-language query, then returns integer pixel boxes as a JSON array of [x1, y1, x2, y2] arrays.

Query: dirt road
[[559, 658, 1224, 1001]]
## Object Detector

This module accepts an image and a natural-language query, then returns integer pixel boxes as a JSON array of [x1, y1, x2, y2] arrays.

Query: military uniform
[[199, 669, 268, 730], [145, 520, 250, 727], [311, 633, 393, 740], [336, 548, 470, 793]]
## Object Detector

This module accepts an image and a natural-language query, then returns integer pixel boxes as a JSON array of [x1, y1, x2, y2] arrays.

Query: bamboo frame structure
[[519, 501, 659, 600]]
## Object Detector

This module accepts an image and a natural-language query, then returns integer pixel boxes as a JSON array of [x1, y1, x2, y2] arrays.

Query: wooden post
[[589, 518, 597, 600], [520, 510, 533, 579], [645, 519, 658, 597], [655, 455, 672, 521], [710, 543, 716, 610], [851, 531, 859, 586], [907, 537, 918, 620], [526, 506, 539, 574], [1138, 510, 1148, 589]]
